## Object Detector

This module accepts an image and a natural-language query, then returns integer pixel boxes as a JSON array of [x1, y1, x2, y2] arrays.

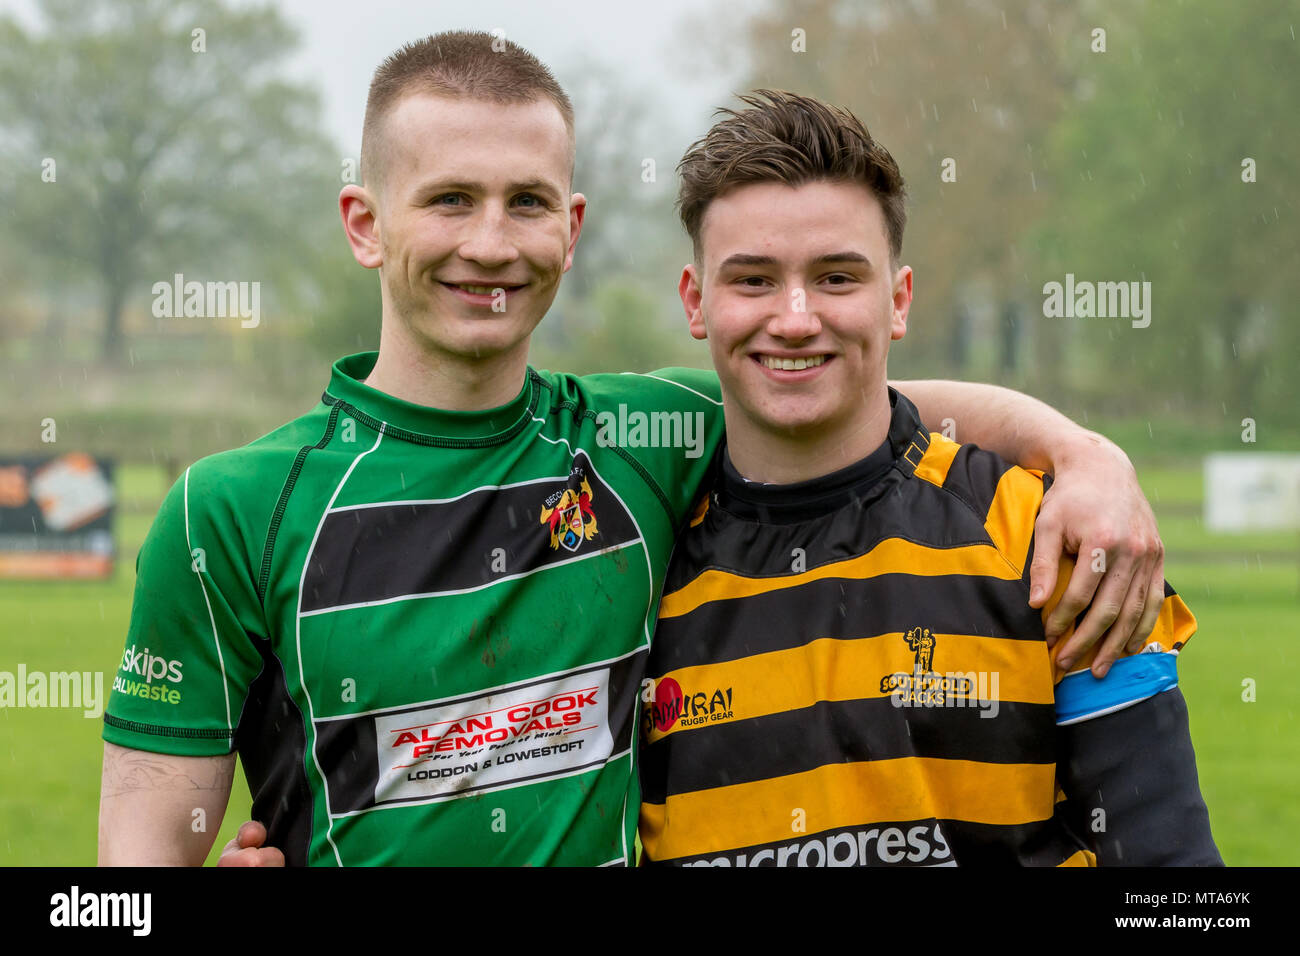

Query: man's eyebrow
[[413, 179, 485, 195], [716, 251, 873, 269], [717, 253, 778, 269], [413, 179, 563, 198], [509, 179, 564, 198], [812, 251, 872, 266]]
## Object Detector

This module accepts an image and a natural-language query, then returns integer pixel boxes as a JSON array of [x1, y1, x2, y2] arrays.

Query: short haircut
[[360, 31, 576, 193], [677, 89, 907, 266]]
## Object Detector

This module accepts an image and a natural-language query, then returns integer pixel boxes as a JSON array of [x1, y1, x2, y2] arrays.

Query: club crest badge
[[540, 471, 599, 552]]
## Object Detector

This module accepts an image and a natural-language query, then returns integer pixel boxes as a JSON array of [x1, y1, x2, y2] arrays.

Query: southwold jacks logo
[[540, 467, 599, 552], [880, 627, 975, 707], [906, 626, 936, 673]]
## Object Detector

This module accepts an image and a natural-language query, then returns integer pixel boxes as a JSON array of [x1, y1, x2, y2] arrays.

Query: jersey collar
[[716, 387, 929, 523], [323, 351, 540, 445]]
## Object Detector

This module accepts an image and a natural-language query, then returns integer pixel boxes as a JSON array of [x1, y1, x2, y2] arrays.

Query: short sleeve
[[102, 463, 266, 756]]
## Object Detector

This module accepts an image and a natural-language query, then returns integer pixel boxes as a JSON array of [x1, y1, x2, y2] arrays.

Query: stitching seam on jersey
[[925, 463, 1032, 582], [320, 370, 542, 449], [103, 713, 235, 740], [257, 404, 342, 606]]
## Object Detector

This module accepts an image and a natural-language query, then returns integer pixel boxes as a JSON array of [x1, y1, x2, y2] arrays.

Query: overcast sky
[[272, 0, 738, 152], [3, 0, 741, 156]]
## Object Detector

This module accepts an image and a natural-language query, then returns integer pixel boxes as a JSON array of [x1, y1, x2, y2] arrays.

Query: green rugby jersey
[[103, 352, 723, 866]]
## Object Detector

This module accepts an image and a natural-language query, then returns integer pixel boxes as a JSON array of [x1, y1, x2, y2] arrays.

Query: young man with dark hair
[[638, 90, 1220, 867], [100, 34, 1171, 867]]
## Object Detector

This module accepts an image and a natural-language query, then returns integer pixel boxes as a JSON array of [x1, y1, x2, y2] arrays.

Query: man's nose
[[765, 285, 822, 340], [458, 203, 519, 268]]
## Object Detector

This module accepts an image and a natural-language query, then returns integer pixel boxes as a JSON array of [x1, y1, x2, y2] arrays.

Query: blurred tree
[[696, 0, 1095, 390], [299, 253, 381, 360], [533, 279, 706, 376], [562, 61, 681, 299], [0, 0, 341, 363], [537, 59, 695, 372], [1035, 0, 1300, 420]]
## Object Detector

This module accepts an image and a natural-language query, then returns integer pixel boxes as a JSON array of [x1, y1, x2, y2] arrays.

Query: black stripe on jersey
[[301, 452, 639, 613], [639, 697, 1055, 803], [939, 813, 1092, 866], [236, 639, 313, 867], [653, 573, 1046, 673], [937, 443, 1015, 518], [662, 475, 993, 594], [647, 814, 1083, 867], [315, 648, 646, 813]]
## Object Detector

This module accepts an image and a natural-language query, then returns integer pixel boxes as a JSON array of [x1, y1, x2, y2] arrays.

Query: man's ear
[[340, 185, 382, 270], [890, 263, 913, 341], [680, 263, 707, 340], [563, 192, 587, 273]]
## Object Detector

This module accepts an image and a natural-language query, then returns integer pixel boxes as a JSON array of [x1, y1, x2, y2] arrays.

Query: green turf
[[1169, 585, 1299, 865], [1136, 465, 1209, 506], [0, 464, 251, 866], [1, 461, 1295, 865]]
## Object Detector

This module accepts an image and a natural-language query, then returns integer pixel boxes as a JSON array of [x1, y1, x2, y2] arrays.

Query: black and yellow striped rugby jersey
[[638, 388, 1198, 867]]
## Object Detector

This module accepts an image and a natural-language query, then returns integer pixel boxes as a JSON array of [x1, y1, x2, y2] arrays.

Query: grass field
[[1, 460, 1296, 865]]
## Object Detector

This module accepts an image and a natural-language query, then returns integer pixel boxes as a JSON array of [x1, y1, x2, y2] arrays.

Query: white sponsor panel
[[29, 454, 114, 531], [373, 668, 614, 803], [1204, 453, 1300, 531]]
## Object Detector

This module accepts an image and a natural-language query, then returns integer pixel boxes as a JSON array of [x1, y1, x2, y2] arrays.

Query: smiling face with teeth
[[340, 93, 585, 401], [680, 179, 913, 480]]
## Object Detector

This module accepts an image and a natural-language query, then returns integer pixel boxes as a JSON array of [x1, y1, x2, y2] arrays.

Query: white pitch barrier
[[1204, 453, 1300, 532]]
